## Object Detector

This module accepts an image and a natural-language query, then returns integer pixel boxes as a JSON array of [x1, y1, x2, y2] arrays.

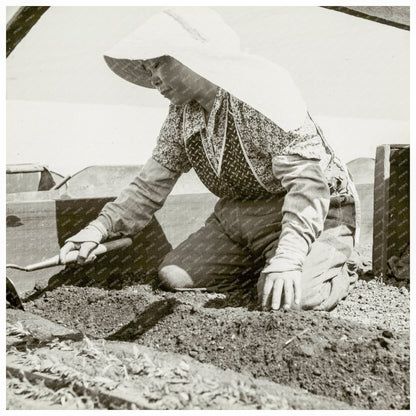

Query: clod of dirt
[[382, 330, 393, 339]]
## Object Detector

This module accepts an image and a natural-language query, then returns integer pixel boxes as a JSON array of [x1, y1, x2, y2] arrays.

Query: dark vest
[[185, 110, 279, 200]]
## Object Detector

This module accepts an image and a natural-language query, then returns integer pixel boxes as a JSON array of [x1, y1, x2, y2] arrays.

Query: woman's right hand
[[59, 241, 99, 265], [59, 224, 105, 265]]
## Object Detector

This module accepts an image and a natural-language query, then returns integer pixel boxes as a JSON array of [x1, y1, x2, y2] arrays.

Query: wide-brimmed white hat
[[104, 7, 307, 132]]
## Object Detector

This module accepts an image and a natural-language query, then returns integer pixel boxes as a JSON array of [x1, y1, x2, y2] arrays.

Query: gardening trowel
[[6, 237, 133, 310]]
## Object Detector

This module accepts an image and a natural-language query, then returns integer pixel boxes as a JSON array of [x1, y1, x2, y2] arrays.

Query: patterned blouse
[[152, 87, 353, 198], [93, 87, 358, 273]]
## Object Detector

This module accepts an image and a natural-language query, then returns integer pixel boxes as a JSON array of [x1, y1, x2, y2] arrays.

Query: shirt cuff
[[65, 223, 106, 245], [89, 218, 109, 241], [262, 232, 309, 274]]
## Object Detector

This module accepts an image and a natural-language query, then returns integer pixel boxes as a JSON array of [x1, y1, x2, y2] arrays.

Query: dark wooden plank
[[372, 145, 390, 277], [322, 6, 410, 31], [372, 145, 410, 278], [6, 7, 50, 57]]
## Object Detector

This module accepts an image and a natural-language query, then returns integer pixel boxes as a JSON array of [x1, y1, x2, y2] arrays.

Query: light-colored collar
[[182, 87, 225, 142]]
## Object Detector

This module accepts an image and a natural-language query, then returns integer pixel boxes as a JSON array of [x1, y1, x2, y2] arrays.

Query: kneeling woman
[[60, 8, 359, 312]]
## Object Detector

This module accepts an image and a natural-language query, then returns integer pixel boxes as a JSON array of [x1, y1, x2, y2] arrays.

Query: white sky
[[6, 6, 409, 119], [5, 6, 410, 174]]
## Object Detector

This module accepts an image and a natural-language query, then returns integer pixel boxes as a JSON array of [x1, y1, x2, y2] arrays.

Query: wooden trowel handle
[[61, 237, 133, 266], [91, 238, 133, 257], [26, 238, 133, 271]]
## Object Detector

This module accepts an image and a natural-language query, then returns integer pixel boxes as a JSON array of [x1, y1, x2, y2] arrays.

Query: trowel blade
[[6, 276, 24, 311]]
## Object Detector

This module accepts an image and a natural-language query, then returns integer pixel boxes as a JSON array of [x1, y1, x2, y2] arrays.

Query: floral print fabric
[[152, 87, 352, 198]]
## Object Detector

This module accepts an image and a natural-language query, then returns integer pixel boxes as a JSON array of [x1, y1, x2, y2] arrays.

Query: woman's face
[[142, 56, 207, 106]]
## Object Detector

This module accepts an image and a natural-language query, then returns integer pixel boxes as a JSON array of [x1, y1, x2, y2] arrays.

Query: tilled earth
[[19, 270, 410, 410]]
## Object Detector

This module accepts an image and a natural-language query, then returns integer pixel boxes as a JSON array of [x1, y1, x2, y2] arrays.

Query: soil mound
[[23, 277, 410, 410]]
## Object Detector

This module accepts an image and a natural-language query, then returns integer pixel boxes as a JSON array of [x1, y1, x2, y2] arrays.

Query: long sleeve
[[90, 104, 191, 239], [262, 155, 330, 274], [90, 157, 181, 238]]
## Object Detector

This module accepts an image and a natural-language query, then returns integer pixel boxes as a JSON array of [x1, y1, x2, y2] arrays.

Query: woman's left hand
[[257, 271, 302, 310]]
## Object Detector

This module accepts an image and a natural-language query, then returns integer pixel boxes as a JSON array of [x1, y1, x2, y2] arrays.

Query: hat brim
[[103, 55, 154, 89], [104, 46, 308, 132]]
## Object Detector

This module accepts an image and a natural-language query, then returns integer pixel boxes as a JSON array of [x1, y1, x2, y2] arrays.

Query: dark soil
[[23, 274, 410, 410]]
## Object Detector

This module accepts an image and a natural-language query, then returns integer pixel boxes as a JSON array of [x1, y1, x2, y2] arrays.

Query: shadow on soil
[[106, 298, 179, 342]]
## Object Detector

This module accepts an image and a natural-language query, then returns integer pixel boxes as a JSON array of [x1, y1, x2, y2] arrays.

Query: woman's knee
[[158, 265, 194, 290], [299, 282, 331, 310]]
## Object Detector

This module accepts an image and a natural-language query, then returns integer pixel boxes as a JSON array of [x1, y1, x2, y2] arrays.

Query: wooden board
[[372, 145, 410, 278]]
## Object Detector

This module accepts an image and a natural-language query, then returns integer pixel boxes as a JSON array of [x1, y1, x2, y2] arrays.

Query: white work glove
[[257, 270, 302, 311], [59, 223, 106, 265]]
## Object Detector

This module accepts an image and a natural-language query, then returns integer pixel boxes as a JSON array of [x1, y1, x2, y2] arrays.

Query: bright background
[[6, 6, 410, 175]]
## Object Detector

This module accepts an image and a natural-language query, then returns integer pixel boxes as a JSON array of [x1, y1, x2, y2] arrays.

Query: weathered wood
[[372, 145, 390, 277], [372, 145, 410, 278], [6, 7, 50, 57], [7, 165, 46, 174], [322, 6, 410, 31]]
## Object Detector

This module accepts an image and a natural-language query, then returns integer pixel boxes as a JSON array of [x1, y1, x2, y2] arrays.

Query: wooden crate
[[372, 144, 410, 278]]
